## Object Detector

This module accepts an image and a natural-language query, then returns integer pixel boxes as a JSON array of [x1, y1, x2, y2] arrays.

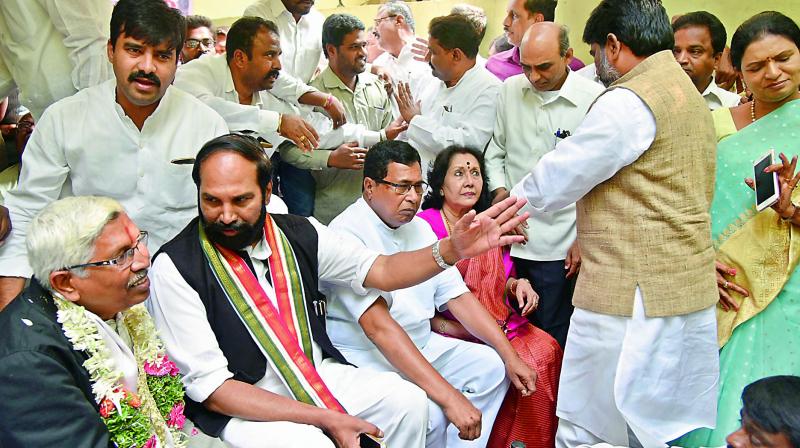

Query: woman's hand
[[715, 260, 750, 312], [745, 152, 800, 220], [510, 278, 538, 316]]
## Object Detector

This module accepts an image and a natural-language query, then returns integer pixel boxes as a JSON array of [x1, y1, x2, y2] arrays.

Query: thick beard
[[596, 49, 622, 87], [202, 204, 267, 251]]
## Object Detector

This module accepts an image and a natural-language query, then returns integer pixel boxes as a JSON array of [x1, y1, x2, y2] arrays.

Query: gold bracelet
[[438, 319, 447, 335], [277, 113, 283, 132]]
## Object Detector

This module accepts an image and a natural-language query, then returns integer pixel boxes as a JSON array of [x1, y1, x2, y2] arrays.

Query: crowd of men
[[0, 0, 798, 447]]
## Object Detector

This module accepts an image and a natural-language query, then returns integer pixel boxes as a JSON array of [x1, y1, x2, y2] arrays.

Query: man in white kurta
[[510, 3, 719, 446], [0, 0, 229, 306], [485, 23, 604, 348], [0, 0, 113, 120], [326, 196, 510, 448], [398, 14, 500, 176]]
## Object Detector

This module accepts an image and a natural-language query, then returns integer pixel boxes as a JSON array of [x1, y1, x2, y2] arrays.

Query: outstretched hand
[[448, 196, 529, 261]]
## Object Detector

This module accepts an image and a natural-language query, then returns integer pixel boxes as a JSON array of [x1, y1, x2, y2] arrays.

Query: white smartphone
[[754, 149, 780, 212]]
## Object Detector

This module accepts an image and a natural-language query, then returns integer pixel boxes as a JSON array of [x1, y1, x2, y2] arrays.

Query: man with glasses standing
[[324, 140, 536, 448], [181, 15, 215, 64], [0, 0, 228, 309]]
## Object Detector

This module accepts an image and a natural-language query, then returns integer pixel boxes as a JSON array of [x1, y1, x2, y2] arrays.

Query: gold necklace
[[440, 208, 456, 235], [750, 98, 757, 123]]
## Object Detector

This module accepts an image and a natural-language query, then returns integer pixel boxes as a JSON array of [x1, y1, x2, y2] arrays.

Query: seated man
[[725, 375, 800, 448], [147, 134, 529, 448], [325, 140, 536, 448], [181, 15, 215, 63], [0, 196, 187, 447], [396, 14, 500, 176]]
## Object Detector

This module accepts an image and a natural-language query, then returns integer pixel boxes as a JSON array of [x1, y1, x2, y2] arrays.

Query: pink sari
[[418, 208, 562, 448]]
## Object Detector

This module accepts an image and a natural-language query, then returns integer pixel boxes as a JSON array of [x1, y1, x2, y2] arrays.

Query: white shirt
[[175, 54, 383, 159], [244, 0, 323, 101], [0, 0, 113, 119], [147, 217, 381, 403], [405, 61, 501, 175], [372, 41, 438, 116], [0, 80, 229, 277], [324, 198, 469, 350], [701, 76, 741, 110], [485, 71, 603, 260]]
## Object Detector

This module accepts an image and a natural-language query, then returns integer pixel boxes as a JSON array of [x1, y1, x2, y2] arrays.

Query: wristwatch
[[432, 240, 455, 270]]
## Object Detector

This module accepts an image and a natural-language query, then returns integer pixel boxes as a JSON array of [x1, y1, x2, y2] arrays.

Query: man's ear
[[107, 39, 114, 62], [364, 177, 376, 200], [49, 271, 81, 303], [264, 180, 273, 205], [605, 33, 622, 62], [451, 47, 464, 63], [564, 47, 574, 65], [533, 12, 545, 23], [325, 43, 337, 60], [232, 49, 248, 69]]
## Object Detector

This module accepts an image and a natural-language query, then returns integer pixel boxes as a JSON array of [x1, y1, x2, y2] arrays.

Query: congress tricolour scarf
[[199, 216, 345, 412]]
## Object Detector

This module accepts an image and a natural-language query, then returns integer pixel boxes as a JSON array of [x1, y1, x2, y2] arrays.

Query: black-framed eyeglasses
[[375, 179, 428, 196], [185, 38, 215, 49], [373, 15, 396, 26], [63, 231, 148, 271]]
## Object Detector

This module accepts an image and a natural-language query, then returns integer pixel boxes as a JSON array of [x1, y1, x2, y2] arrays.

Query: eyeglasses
[[185, 38, 215, 49], [374, 15, 396, 26], [375, 179, 428, 196], [63, 231, 148, 271]]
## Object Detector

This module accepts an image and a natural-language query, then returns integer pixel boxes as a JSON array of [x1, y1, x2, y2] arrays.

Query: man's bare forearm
[[364, 238, 457, 291]]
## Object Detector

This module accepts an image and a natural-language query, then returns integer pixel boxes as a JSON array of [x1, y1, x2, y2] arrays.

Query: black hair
[[363, 141, 421, 182], [741, 376, 800, 447], [226, 16, 280, 64], [186, 15, 213, 32], [322, 14, 365, 58], [582, 0, 673, 57], [672, 11, 727, 55], [192, 134, 273, 194], [730, 11, 800, 70], [523, 0, 557, 22], [429, 14, 481, 59], [422, 146, 491, 213], [110, 0, 185, 57]]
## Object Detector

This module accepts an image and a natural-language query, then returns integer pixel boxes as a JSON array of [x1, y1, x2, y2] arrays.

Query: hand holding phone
[[753, 150, 780, 211]]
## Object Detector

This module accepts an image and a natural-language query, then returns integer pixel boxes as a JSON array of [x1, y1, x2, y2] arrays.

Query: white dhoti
[[340, 332, 510, 448], [220, 358, 428, 448], [555, 289, 719, 448]]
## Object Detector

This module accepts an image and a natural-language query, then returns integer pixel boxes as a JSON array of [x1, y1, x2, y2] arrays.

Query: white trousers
[[555, 289, 719, 448], [341, 332, 510, 448], [220, 358, 428, 448]]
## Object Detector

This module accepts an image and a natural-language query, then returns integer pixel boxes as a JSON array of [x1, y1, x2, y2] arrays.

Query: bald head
[[520, 22, 572, 91]]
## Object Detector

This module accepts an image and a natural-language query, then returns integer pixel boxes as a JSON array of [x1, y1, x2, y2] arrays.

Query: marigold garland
[[55, 300, 188, 448]]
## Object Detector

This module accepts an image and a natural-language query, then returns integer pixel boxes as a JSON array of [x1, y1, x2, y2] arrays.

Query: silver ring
[[723, 281, 729, 289]]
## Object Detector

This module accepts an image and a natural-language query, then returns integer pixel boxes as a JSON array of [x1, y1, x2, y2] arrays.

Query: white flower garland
[[55, 298, 187, 448]]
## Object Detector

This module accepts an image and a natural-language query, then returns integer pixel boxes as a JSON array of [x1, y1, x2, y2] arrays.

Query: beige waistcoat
[[573, 50, 718, 317]]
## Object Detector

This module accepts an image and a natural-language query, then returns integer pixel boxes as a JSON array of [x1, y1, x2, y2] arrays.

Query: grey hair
[[381, 1, 415, 32], [27, 196, 123, 291], [450, 4, 488, 40], [558, 23, 570, 56]]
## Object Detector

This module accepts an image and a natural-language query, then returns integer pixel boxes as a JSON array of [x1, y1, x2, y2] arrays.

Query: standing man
[[0, 0, 228, 308], [511, 0, 719, 446], [147, 134, 530, 447], [181, 15, 215, 64], [673, 11, 741, 110], [486, 0, 584, 82], [299, 14, 403, 224], [396, 14, 500, 176], [485, 22, 603, 348], [0, 0, 113, 120], [244, 0, 348, 216]]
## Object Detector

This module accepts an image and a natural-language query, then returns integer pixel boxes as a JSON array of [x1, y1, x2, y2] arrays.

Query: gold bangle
[[438, 319, 447, 335], [277, 113, 283, 132]]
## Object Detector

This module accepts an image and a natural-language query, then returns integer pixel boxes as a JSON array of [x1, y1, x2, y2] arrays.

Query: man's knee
[[385, 376, 429, 426]]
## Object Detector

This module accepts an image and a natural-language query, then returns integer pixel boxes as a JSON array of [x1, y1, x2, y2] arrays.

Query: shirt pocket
[[151, 161, 196, 212]]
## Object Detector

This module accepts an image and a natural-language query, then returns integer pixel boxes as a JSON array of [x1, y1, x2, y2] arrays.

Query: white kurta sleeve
[[310, 218, 380, 297], [406, 83, 499, 156], [432, 267, 470, 312], [0, 107, 71, 277], [174, 65, 280, 134], [511, 88, 656, 213], [0, 56, 14, 99], [41, 0, 112, 90], [147, 254, 234, 403], [484, 82, 510, 192]]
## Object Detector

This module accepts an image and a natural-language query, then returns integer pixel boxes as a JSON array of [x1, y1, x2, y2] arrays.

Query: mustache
[[128, 71, 161, 87], [266, 69, 280, 80], [127, 270, 148, 288]]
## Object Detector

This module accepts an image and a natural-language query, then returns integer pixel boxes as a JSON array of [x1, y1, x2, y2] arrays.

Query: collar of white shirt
[[522, 69, 584, 107]]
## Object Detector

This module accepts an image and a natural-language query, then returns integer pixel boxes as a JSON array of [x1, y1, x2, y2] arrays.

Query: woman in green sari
[[677, 11, 800, 447]]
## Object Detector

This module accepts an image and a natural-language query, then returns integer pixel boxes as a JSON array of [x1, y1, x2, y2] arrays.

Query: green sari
[[676, 99, 800, 447]]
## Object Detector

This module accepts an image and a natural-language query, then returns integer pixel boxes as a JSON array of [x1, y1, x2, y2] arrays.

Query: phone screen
[[755, 155, 776, 205]]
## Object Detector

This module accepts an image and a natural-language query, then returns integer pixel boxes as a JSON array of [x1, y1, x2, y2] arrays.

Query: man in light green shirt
[[282, 14, 402, 224]]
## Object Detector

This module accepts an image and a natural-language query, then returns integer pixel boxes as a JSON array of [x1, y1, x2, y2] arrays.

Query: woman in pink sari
[[418, 146, 562, 448]]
